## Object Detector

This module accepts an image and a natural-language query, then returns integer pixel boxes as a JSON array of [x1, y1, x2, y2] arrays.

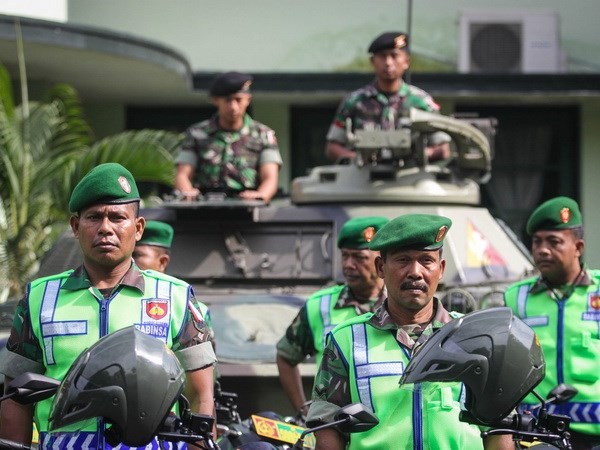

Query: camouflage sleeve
[[257, 126, 283, 166], [306, 333, 352, 427], [0, 293, 46, 377], [275, 306, 315, 365], [326, 93, 357, 144], [175, 126, 202, 168], [172, 289, 217, 371], [406, 85, 440, 112]]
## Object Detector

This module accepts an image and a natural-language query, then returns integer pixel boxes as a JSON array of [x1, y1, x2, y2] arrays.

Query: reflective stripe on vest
[[506, 272, 600, 435], [351, 323, 404, 412], [28, 270, 193, 446], [518, 402, 600, 424], [319, 294, 333, 347], [39, 431, 188, 450], [517, 284, 549, 327], [40, 279, 87, 365]]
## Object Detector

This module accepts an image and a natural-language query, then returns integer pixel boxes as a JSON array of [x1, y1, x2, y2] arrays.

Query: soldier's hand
[[238, 190, 264, 200], [176, 188, 201, 201]]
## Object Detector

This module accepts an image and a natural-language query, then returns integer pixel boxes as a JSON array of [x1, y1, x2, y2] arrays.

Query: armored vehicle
[[36, 108, 533, 416]]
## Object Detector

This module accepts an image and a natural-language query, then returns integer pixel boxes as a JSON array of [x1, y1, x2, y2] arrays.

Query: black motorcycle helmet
[[49, 326, 185, 446], [400, 307, 545, 424]]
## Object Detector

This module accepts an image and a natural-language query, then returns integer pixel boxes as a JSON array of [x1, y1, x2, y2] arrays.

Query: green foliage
[[0, 63, 181, 300]]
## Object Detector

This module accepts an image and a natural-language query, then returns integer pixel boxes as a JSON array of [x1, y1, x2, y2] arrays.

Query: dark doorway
[[126, 106, 216, 132], [455, 104, 580, 244], [290, 105, 337, 179]]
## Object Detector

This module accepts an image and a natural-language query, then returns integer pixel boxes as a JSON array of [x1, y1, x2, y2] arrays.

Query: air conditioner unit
[[458, 10, 564, 73]]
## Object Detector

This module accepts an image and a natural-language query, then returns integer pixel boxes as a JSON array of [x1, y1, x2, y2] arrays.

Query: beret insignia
[[394, 34, 407, 49], [118, 175, 132, 194], [560, 207, 570, 224], [435, 225, 449, 243], [363, 226, 376, 243]]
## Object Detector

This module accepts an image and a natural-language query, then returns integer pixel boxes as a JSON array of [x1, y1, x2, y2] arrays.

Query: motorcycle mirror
[[3, 373, 60, 404], [547, 384, 578, 405], [333, 403, 379, 433], [293, 403, 378, 449]]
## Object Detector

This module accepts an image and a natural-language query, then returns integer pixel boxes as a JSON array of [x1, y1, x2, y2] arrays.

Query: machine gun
[[291, 108, 496, 205]]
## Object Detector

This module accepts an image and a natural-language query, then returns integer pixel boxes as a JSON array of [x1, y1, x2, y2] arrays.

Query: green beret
[[69, 163, 140, 213], [526, 196, 582, 235], [210, 71, 253, 97], [368, 31, 409, 54], [337, 216, 389, 249], [369, 213, 452, 251], [138, 220, 174, 248]]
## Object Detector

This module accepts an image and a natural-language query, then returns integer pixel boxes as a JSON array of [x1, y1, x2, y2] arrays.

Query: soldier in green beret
[[0, 163, 217, 448], [504, 196, 600, 448], [325, 31, 440, 162], [307, 213, 512, 450], [174, 71, 283, 203], [133, 220, 174, 273], [276, 216, 388, 415]]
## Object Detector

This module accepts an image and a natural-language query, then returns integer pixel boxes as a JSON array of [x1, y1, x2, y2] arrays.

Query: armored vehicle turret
[[36, 108, 533, 416]]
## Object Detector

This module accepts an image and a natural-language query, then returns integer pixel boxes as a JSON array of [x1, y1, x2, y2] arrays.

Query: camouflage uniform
[[176, 114, 282, 193], [276, 284, 386, 366], [308, 298, 455, 422], [326, 81, 439, 147]]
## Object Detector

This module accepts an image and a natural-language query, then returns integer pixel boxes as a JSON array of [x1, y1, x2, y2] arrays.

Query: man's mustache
[[400, 281, 427, 292]]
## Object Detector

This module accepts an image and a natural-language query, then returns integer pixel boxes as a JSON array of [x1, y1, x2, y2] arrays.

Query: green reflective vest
[[305, 285, 364, 367], [330, 314, 483, 450], [27, 268, 194, 445], [504, 270, 600, 436]]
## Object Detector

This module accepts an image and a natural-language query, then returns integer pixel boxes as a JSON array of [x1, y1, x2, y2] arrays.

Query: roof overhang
[[0, 14, 198, 104]]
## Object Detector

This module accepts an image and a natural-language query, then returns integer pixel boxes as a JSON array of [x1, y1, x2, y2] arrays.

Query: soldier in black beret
[[175, 71, 283, 203], [325, 31, 439, 162]]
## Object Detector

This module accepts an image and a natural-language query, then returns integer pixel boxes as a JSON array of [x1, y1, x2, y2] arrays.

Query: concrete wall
[[64, 0, 600, 73], [580, 100, 600, 268]]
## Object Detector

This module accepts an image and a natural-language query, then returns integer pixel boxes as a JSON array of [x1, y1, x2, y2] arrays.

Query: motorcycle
[[215, 382, 311, 449], [399, 307, 578, 450], [0, 327, 218, 450]]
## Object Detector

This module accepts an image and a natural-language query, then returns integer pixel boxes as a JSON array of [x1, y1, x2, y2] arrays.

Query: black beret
[[368, 32, 409, 54], [209, 71, 253, 97]]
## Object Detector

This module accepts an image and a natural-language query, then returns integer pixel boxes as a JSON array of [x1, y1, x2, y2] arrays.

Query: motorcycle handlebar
[[0, 438, 30, 450]]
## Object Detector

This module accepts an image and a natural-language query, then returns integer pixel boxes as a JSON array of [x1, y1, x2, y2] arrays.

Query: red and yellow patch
[[560, 207, 571, 224], [589, 294, 600, 310], [146, 300, 168, 320]]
